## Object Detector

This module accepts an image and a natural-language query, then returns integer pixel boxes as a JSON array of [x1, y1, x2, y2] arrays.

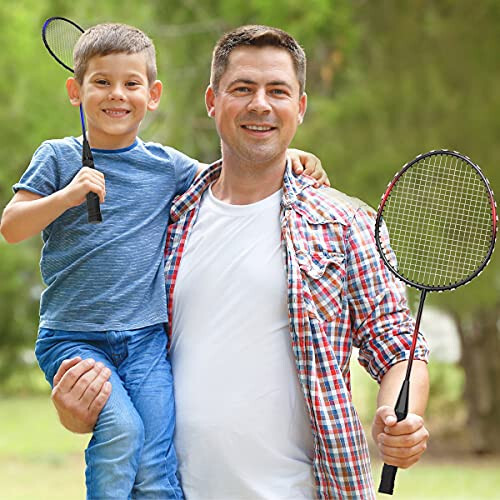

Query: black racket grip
[[82, 139, 102, 224], [379, 464, 398, 495], [378, 379, 410, 495], [86, 191, 102, 223]]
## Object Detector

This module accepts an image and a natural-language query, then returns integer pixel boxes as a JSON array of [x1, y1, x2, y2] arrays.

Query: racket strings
[[43, 19, 83, 71], [380, 155, 494, 288]]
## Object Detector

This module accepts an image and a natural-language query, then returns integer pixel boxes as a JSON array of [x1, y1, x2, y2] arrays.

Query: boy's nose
[[108, 85, 125, 100]]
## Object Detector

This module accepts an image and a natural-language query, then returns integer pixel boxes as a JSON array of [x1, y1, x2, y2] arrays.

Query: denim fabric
[[35, 324, 183, 500]]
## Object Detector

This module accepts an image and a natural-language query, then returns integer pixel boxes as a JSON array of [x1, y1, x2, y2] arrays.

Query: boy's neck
[[76, 134, 138, 150]]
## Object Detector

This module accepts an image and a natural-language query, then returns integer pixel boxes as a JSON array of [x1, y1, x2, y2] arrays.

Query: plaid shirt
[[164, 161, 429, 499]]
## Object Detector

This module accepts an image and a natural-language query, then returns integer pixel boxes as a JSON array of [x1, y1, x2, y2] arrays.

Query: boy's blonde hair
[[73, 23, 157, 84]]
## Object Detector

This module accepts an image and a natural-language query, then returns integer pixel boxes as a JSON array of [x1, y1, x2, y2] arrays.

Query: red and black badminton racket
[[42, 16, 102, 223], [375, 150, 497, 495]]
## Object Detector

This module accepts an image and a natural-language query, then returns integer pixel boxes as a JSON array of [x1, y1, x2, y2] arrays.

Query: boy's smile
[[66, 52, 162, 150]]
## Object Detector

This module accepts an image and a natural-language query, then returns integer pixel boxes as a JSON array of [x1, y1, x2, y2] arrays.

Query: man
[[52, 25, 429, 499]]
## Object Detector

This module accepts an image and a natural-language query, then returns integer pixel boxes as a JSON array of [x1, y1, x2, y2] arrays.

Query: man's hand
[[51, 357, 112, 433], [372, 405, 429, 468], [287, 148, 331, 188]]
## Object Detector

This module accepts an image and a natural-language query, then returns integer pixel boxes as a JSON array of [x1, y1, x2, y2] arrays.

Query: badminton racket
[[42, 16, 102, 223], [375, 150, 497, 494]]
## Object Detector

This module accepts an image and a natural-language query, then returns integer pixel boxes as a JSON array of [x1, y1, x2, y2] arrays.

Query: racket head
[[42, 16, 84, 73], [375, 150, 497, 291]]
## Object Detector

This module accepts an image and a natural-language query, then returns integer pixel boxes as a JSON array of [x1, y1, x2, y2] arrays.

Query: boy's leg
[[118, 324, 183, 499], [35, 328, 145, 500]]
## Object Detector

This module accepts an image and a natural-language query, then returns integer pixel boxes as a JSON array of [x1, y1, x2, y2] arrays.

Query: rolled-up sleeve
[[345, 206, 429, 383]]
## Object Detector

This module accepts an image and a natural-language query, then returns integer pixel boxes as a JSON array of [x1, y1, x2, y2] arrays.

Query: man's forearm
[[377, 360, 429, 415]]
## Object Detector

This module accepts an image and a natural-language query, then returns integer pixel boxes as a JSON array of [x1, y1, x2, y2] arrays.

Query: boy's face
[[66, 52, 162, 149]]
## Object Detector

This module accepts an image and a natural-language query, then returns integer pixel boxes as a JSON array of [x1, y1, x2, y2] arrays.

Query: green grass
[[1, 393, 499, 499]]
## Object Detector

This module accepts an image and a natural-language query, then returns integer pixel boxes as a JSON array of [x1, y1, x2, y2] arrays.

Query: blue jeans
[[35, 324, 183, 500]]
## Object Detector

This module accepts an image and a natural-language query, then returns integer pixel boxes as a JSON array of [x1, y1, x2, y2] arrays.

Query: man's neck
[[211, 155, 287, 205]]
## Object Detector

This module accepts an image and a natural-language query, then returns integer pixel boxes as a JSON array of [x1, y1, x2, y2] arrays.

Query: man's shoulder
[[295, 185, 377, 226]]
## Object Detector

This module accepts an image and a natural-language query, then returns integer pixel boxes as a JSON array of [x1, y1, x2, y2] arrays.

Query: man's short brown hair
[[210, 25, 306, 95], [73, 23, 157, 84]]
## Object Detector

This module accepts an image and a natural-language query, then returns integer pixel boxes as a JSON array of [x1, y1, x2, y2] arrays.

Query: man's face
[[206, 46, 307, 169]]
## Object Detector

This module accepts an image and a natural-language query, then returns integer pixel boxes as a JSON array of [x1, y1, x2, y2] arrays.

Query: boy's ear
[[205, 86, 216, 118], [66, 77, 81, 107], [147, 80, 163, 111]]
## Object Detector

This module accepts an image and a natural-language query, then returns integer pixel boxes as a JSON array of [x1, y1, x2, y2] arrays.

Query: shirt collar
[[170, 158, 317, 222]]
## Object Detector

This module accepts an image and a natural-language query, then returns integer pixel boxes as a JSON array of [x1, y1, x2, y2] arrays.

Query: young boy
[[0, 23, 327, 499]]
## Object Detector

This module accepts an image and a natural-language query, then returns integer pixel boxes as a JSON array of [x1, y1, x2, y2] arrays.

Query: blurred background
[[1, 0, 499, 498]]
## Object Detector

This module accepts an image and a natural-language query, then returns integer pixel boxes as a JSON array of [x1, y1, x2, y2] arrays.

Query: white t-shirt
[[171, 185, 315, 499]]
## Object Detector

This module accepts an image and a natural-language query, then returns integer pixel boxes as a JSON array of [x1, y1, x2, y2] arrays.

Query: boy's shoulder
[[36, 136, 80, 155], [137, 139, 198, 167]]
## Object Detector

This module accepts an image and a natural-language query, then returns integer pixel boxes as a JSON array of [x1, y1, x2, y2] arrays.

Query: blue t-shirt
[[13, 137, 198, 331]]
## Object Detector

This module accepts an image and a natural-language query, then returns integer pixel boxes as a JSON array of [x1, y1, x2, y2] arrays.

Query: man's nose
[[247, 89, 271, 113]]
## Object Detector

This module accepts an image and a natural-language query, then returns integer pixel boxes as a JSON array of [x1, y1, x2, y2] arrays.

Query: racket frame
[[374, 149, 497, 495], [41, 16, 102, 224], [375, 149, 497, 293]]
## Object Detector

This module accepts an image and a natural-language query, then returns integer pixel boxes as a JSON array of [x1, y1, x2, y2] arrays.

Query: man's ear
[[147, 80, 163, 111], [297, 92, 307, 125], [66, 77, 81, 108], [205, 86, 216, 118]]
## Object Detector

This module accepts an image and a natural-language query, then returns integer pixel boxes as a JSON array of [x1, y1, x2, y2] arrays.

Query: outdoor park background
[[1, 0, 499, 498]]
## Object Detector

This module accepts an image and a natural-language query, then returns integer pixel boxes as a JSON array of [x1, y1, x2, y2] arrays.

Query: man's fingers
[[52, 357, 82, 386], [378, 440, 428, 468], [88, 381, 112, 420], [80, 366, 112, 409], [384, 414, 425, 436]]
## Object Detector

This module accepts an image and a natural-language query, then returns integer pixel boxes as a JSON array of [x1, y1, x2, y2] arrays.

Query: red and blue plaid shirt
[[164, 161, 429, 499]]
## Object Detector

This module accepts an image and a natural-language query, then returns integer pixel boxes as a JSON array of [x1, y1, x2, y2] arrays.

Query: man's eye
[[234, 87, 250, 93], [270, 88, 286, 95]]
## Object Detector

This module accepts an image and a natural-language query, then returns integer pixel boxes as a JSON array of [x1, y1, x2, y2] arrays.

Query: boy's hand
[[51, 357, 111, 433], [61, 167, 106, 208], [287, 148, 331, 188]]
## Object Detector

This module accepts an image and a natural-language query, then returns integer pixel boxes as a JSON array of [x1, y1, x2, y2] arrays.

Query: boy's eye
[[125, 81, 140, 88], [95, 79, 109, 86]]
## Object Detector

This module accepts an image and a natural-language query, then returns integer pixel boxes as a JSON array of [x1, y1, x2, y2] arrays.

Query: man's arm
[[51, 357, 111, 433], [372, 360, 430, 468]]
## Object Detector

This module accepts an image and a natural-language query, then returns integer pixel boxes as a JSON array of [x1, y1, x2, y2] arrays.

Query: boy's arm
[[195, 149, 331, 187], [0, 167, 105, 243]]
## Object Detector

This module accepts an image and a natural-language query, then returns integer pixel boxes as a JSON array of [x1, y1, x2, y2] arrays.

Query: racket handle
[[379, 464, 398, 495], [81, 138, 102, 224], [378, 378, 410, 495], [86, 192, 102, 224]]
